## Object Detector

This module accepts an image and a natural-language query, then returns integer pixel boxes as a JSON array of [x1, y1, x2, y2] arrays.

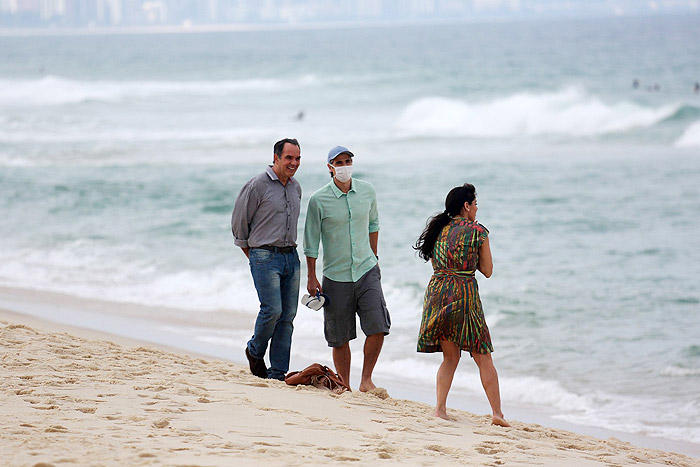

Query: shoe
[[245, 347, 268, 379], [301, 292, 331, 311]]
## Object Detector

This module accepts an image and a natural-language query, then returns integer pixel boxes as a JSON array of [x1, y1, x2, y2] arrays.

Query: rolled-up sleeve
[[303, 196, 321, 258], [368, 188, 380, 233], [231, 181, 258, 249]]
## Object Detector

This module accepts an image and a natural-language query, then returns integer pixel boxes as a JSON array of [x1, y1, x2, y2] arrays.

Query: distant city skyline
[[0, 0, 698, 29]]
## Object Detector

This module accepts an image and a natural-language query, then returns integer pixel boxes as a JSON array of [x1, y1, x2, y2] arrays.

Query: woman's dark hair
[[273, 138, 300, 158], [414, 183, 476, 261]]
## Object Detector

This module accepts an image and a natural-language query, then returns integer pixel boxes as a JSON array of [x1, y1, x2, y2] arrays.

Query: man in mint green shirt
[[304, 145, 391, 393]]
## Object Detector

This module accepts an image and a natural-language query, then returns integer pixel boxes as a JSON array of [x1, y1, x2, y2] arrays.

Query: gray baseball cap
[[327, 145, 354, 164]]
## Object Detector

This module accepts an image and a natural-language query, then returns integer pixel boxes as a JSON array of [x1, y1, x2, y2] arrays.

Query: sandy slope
[[1, 318, 697, 467]]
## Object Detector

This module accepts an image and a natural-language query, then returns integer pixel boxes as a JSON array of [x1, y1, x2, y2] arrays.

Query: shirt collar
[[329, 179, 355, 198], [267, 165, 296, 186], [266, 165, 279, 181]]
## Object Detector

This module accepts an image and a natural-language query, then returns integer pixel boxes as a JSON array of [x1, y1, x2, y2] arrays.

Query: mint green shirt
[[303, 178, 380, 282]]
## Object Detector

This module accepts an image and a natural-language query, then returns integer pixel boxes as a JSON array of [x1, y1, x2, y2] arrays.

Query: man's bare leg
[[333, 342, 352, 389], [359, 333, 384, 392]]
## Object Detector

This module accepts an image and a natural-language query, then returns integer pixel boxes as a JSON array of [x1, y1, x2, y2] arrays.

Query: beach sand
[[2, 310, 698, 466]]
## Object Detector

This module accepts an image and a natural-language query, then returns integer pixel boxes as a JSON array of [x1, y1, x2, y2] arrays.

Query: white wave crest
[[674, 120, 700, 147], [396, 86, 679, 138], [493, 374, 700, 444], [0, 74, 320, 107], [499, 375, 591, 411], [661, 365, 700, 377], [0, 245, 260, 313], [0, 126, 272, 144]]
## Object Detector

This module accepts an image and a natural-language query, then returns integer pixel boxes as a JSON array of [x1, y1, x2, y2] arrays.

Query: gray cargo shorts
[[321, 265, 391, 348]]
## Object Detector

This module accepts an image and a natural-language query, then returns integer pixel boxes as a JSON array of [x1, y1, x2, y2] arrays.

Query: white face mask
[[333, 165, 352, 183]]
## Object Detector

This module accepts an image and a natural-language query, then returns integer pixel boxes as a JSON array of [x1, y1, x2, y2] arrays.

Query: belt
[[433, 269, 475, 278], [255, 245, 296, 254]]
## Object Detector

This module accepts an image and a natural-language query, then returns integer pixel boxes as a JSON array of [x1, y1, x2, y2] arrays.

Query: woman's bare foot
[[492, 415, 511, 427]]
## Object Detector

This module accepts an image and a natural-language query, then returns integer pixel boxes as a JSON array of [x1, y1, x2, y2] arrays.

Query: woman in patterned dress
[[414, 183, 509, 426]]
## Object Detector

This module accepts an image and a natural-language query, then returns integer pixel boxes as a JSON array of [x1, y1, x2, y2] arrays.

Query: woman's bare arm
[[477, 236, 493, 278]]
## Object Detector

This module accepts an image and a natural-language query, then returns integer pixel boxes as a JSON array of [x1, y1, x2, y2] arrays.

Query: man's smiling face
[[273, 142, 301, 179]]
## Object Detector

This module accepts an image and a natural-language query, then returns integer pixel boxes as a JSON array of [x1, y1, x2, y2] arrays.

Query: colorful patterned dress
[[417, 217, 493, 354]]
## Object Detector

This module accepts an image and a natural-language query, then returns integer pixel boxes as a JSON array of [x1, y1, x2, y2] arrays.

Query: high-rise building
[[97, 0, 122, 24], [16, 0, 40, 12], [0, 0, 19, 13], [40, 0, 66, 20], [0, 0, 695, 28]]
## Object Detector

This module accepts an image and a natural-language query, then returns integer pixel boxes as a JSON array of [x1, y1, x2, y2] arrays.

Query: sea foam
[[0, 246, 261, 313], [660, 365, 700, 377], [395, 86, 679, 138], [0, 75, 321, 107], [0, 126, 273, 145], [674, 120, 700, 147]]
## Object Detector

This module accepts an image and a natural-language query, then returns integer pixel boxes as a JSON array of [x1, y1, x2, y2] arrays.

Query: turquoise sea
[[1, 15, 699, 454]]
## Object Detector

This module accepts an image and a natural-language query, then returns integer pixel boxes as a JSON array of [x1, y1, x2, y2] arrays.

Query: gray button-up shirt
[[231, 166, 302, 249]]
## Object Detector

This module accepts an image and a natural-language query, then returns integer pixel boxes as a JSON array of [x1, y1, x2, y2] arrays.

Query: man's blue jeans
[[247, 248, 300, 380]]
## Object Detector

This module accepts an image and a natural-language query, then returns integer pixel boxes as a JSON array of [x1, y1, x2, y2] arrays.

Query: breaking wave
[[0, 74, 321, 106], [396, 86, 682, 138], [674, 121, 700, 147]]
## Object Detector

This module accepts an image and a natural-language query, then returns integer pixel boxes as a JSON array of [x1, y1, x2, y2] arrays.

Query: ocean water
[[1, 15, 700, 451]]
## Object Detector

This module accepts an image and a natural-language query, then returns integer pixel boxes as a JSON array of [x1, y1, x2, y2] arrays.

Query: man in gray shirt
[[231, 138, 302, 380]]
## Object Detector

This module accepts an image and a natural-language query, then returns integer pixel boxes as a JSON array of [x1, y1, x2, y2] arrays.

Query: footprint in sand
[[376, 442, 397, 459], [386, 426, 418, 433], [32, 405, 59, 411], [180, 425, 202, 432], [45, 425, 68, 433], [425, 444, 464, 456], [365, 387, 390, 399], [244, 382, 269, 388], [152, 418, 170, 428], [475, 440, 510, 455]]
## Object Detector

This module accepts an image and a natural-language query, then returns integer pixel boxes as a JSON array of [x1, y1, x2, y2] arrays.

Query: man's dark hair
[[274, 138, 300, 158]]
